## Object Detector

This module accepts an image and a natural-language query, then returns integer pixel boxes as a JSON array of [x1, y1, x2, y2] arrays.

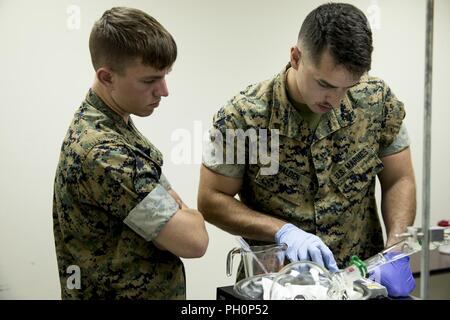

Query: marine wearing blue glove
[[369, 252, 416, 297], [275, 223, 339, 272]]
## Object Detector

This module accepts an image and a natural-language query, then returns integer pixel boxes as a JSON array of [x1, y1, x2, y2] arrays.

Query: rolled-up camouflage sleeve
[[202, 101, 246, 178], [82, 143, 178, 241], [124, 184, 178, 241], [378, 123, 410, 157], [202, 128, 246, 178], [379, 83, 406, 152], [159, 173, 172, 190]]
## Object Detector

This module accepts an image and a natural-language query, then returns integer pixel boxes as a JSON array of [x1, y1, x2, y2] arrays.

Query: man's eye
[[142, 80, 155, 84], [318, 81, 329, 88]]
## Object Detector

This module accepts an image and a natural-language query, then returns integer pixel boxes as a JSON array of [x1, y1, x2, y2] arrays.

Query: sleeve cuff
[[123, 184, 179, 241], [379, 123, 410, 157], [159, 173, 172, 190], [202, 138, 245, 178]]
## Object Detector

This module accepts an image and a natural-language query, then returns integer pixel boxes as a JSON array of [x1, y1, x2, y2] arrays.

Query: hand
[[369, 252, 415, 297], [275, 223, 339, 272]]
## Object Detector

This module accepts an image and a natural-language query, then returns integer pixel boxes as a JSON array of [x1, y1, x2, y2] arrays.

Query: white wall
[[0, 0, 448, 299]]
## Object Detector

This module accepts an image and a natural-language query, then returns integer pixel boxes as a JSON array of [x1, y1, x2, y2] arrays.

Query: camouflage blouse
[[204, 65, 409, 269], [53, 90, 184, 299]]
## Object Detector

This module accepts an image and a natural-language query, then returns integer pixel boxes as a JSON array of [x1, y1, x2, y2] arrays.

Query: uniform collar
[[85, 88, 128, 127], [84, 88, 163, 167], [313, 94, 356, 143], [268, 64, 356, 142], [268, 64, 308, 141]]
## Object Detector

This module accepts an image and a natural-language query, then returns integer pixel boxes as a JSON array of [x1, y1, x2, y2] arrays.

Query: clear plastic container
[[226, 243, 287, 278], [269, 261, 337, 300]]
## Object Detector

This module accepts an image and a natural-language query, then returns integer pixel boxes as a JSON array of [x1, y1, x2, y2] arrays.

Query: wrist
[[274, 223, 295, 243], [385, 225, 411, 247], [386, 232, 405, 247]]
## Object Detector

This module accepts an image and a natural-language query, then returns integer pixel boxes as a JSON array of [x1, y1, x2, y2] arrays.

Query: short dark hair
[[298, 3, 373, 75], [89, 7, 177, 74]]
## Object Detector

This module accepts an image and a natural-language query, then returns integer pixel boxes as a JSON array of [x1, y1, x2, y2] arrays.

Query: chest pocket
[[253, 165, 314, 206], [330, 149, 384, 200]]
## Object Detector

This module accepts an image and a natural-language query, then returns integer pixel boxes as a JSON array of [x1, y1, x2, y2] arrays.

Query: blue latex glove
[[275, 223, 339, 272], [369, 252, 416, 297]]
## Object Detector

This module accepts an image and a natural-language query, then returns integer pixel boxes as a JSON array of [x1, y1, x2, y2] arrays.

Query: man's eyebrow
[[318, 79, 338, 88], [140, 75, 164, 80], [317, 79, 359, 89], [140, 68, 172, 80]]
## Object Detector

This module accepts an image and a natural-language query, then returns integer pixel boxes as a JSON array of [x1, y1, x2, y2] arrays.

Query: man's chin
[[134, 109, 154, 117]]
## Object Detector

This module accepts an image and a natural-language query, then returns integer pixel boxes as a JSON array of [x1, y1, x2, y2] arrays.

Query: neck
[[92, 81, 129, 123], [285, 67, 306, 107]]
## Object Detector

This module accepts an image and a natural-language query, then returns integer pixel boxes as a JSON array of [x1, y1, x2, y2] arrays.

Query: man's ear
[[290, 46, 301, 70], [96, 67, 115, 89]]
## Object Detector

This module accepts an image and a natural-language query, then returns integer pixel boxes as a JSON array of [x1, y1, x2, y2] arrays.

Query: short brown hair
[[89, 7, 177, 74], [298, 3, 372, 76]]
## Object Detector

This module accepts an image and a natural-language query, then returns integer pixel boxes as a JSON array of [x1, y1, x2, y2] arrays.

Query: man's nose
[[155, 79, 169, 97]]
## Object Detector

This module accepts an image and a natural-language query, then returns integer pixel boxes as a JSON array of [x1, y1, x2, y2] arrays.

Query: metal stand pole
[[420, 0, 434, 300]]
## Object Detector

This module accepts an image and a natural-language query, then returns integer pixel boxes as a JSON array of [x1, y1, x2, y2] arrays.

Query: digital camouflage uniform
[[53, 89, 184, 299], [203, 65, 409, 275]]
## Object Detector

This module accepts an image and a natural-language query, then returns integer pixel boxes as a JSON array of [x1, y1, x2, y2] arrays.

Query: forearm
[[177, 208, 209, 255], [154, 207, 208, 258], [381, 175, 416, 247], [198, 190, 286, 242]]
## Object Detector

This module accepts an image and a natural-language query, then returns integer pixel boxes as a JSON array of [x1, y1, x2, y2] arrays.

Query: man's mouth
[[148, 100, 161, 107], [316, 103, 333, 112], [319, 103, 332, 108]]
